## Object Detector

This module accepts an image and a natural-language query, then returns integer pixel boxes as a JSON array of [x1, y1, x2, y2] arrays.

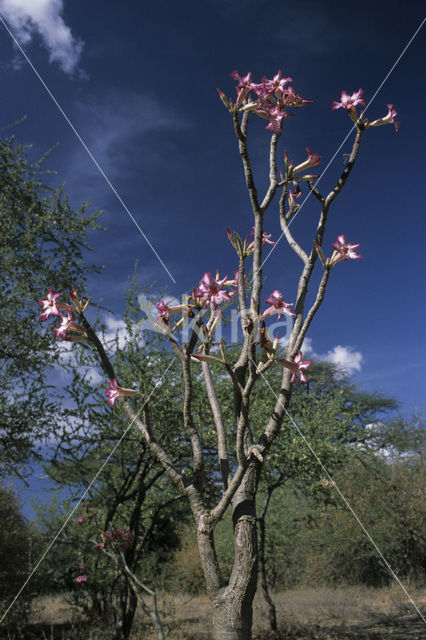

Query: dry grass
[[2, 585, 425, 639]]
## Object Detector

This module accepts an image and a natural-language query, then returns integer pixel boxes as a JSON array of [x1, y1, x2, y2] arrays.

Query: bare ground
[[2, 585, 425, 639]]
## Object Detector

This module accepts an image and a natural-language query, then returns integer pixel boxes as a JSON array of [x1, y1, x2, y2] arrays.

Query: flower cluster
[[39, 287, 88, 342], [74, 507, 134, 585], [220, 70, 312, 135], [104, 528, 133, 550], [332, 89, 399, 130]]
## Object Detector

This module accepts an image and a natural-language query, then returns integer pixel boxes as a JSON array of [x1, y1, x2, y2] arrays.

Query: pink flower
[[261, 70, 293, 97], [247, 228, 276, 253], [53, 310, 74, 340], [195, 272, 236, 309], [96, 541, 105, 550], [155, 301, 170, 317], [262, 290, 296, 319], [280, 86, 312, 108], [230, 70, 253, 90], [368, 104, 400, 132], [278, 352, 312, 383], [77, 516, 84, 525], [289, 352, 312, 383], [330, 235, 361, 265], [264, 105, 287, 134], [293, 147, 321, 174], [155, 300, 185, 321], [332, 89, 365, 113], [75, 575, 87, 584], [39, 287, 62, 322], [78, 562, 86, 570], [104, 379, 142, 408], [52, 310, 86, 341], [230, 70, 254, 107]]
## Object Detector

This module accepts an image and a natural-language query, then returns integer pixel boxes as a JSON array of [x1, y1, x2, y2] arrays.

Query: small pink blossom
[[231, 70, 253, 89], [230, 70, 253, 107], [289, 352, 312, 383], [75, 575, 87, 584], [368, 104, 400, 132], [264, 105, 287, 134], [39, 287, 62, 322], [261, 70, 293, 96], [96, 542, 105, 550], [280, 86, 312, 108], [332, 89, 365, 114], [278, 352, 312, 383], [247, 228, 276, 253], [104, 379, 142, 408], [293, 147, 322, 174], [77, 516, 84, 525], [262, 290, 296, 319], [53, 310, 75, 340], [195, 272, 236, 309], [330, 235, 361, 264], [155, 301, 170, 318], [155, 300, 186, 321]]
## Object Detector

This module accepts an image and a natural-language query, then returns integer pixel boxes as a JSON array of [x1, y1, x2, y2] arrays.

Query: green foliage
[[0, 132, 103, 475], [36, 278, 192, 635], [0, 483, 31, 600], [262, 455, 426, 589]]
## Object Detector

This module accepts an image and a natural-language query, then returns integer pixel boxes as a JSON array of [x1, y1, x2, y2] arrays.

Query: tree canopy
[[0, 132, 103, 475]]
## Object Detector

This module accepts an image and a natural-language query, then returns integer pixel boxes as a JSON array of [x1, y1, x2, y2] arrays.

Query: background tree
[[38, 283, 193, 640], [253, 363, 398, 632], [0, 483, 32, 603], [0, 130, 102, 476]]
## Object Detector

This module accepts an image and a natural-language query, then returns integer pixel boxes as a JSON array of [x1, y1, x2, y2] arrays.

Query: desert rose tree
[[40, 71, 398, 640]]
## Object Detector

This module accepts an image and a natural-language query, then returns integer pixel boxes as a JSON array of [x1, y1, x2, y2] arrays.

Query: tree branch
[[260, 133, 279, 211], [201, 360, 232, 489]]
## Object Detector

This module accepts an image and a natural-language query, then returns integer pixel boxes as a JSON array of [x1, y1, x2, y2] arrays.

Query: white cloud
[[0, 0, 84, 74], [277, 336, 363, 377], [320, 345, 363, 376], [85, 366, 103, 386], [103, 315, 131, 351]]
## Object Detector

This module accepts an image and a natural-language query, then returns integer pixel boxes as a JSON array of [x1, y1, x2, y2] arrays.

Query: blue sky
[[1, 0, 425, 456]]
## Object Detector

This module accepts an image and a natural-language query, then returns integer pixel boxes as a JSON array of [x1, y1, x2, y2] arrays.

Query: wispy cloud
[[0, 0, 84, 75], [71, 89, 190, 176]]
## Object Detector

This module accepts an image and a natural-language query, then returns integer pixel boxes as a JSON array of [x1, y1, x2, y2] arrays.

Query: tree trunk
[[198, 464, 259, 640]]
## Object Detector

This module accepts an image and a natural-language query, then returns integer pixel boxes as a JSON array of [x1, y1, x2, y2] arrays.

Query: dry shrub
[[169, 531, 205, 595]]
